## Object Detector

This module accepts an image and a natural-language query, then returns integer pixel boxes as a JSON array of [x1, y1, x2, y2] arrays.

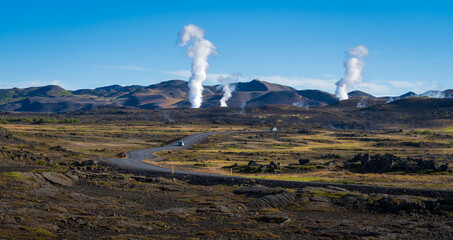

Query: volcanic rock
[[350, 153, 451, 173], [269, 161, 280, 170], [234, 186, 284, 197], [298, 159, 310, 165], [248, 161, 258, 166], [235, 185, 295, 209], [248, 192, 296, 209], [40, 172, 74, 187], [252, 212, 290, 223]]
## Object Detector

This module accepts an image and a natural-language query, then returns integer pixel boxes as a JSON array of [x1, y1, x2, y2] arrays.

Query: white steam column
[[218, 73, 239, 107], [335, 45, 369, 100], [179, 24, 217, 108]]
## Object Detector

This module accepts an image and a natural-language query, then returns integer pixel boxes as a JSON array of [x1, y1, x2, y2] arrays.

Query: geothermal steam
[[335, 45, 369, 100], [179, 24, 217, 108], [218, 74, 239, 107]]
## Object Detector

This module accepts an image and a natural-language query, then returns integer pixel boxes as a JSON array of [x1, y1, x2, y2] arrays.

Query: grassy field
[[1, 119, 452, 190], [0, 123, 254, 160], [154, 128, 453, 190]]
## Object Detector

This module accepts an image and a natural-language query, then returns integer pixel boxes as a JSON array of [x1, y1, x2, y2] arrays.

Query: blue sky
[[0, 0, 452, 96]]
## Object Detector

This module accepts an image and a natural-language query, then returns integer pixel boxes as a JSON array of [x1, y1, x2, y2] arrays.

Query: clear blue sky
[[0, 0, 452, 96]]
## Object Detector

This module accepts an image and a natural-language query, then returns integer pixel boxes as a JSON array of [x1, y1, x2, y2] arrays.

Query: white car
[[177, 141, 184, 146]]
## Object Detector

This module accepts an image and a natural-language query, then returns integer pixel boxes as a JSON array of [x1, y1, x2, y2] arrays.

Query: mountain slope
[[348, 90, 375, 98], [0, 81, 450, 112], [297, 90, 339, 105], [235, 79, 295, 92], [0, 85, 72, 105], [0, 96, 111, 112]]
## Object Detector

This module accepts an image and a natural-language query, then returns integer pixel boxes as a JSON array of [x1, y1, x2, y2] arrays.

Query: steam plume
[[163, 111, 174, 123], [420, 90, 446, 98], [178, 24, 217, 108], [357, 98, 368, 108], [218, 73, 239, 107], [239, 101, 246, 114], [335, 45, 369, 100]]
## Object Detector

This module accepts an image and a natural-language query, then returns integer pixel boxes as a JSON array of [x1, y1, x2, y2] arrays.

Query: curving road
[[106, 131, 453, 199], [106, 131, 244, 177]]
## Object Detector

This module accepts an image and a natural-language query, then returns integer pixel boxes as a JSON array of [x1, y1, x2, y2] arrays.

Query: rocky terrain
[[347, 153, 452, 173], [0, 104, 451, 239], [0, 95, 442, 130], [1, 162, 452, 239]]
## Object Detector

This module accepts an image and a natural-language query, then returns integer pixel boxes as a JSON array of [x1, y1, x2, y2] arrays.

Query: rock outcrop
[[234, 185, 296, 209], [348, 153, 451, 173]]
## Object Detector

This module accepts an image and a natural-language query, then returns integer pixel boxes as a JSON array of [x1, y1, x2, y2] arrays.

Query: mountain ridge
[[0, 80, 451, 112]]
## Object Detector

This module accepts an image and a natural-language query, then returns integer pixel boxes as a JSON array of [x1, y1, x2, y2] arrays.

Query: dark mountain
[[96, 84, 123, 91], [170, 80, 296, 108], [297, 90, 339, 105], [399, 91, 417, 98], [444, 89, 453, 98], [379, 90, 453, 102], [222, 91, 268, 107], [72, 88, 115, 97], [388, 97, 453, 109], [148, 80, 187, 90], [420, 90, 447, 98], [235, 79, 295, 92], [247, 91, 306, 107], [246, 91, 328, 108], [348, 90, 375, 98], [0, 81, 450, 112], [147, 80, 190, 99], [0, 96, 111, 112], [328, 97, 387, 109]]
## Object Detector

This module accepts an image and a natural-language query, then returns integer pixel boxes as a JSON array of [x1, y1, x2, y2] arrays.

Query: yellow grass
[[152, 129, 453, 190], [3, 122, 452, 190]]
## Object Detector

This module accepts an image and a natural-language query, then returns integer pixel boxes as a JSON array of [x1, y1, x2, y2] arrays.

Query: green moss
[[332, 179, 358, 184], [143, 220, 170, 230], [418, 170, 452, 175], [35, 160, 47, 165], [285, 164, 326, 171], [2, 171, 26, 180], [411, 129, 434, 135], [258, 208, 280, 214], [269, 144, 294, 149], [0, 117, 80, 124], [23, 227, 57, 238], [307, 190, 350, 199]]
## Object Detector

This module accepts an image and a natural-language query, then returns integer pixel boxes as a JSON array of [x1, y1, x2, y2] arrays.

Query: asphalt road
[[106, 131, 453, 199], [106, 131, 241, 177]]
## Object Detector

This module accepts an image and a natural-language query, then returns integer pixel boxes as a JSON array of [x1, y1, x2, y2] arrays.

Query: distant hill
[[0, 85, 72, 105], [444, 89, 453, 98], [348, 90, 375, 98], [297, 90, 338, 105], [399, 91, 417, 98], [378, 89, 453, 102], [0, 96, 109, 112], [247, 91, 306, 107], [0, 80, 450, 112], [235, 79, 295, 92]]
